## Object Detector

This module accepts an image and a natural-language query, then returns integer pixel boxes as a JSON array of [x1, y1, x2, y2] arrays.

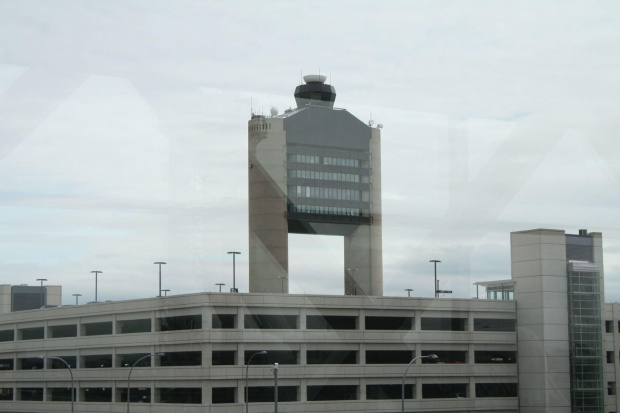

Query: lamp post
[[402, 354, 437, 413], [216, 283, 225, 292], [38, 356, 74, 413], [429, 260, 441, 298], [345, 268, 358, 295], [90, 271, 102, 302], [154, 262, 166, 297], [227, 251, 241, 292], [405, 288, 413, 297], [161, 289, 170, 297], [273, 362, 279, 413], [279, 276, 288, 293], [36, 278, 47, 308], [72, 294, 82, 305], [245, 351, 267, 413], [127, 353, 164, 413]]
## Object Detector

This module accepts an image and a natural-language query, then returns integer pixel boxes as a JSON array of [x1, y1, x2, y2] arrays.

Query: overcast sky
[[0, 1, 619, 304]]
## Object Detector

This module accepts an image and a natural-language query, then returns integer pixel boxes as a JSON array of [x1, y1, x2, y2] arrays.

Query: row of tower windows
[[290, 185, 361, 201], [288, 169, 361, 182], [287, 154, 360, 167], [288, 204, 361, 217], [249, 123, 271, 131]]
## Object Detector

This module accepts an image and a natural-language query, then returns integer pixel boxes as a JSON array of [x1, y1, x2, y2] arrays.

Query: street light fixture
[[154, 262, 167, 297], [227, 251, 241, 292], [273, 362, 279, 413], [279, 276, 288, 293], [38, 356, 74, 413], [127, 353, 164, 413], [402, 354, 437, 413], [161, 289, 170, 297], [429, 260, 441, 298], [405, 288, 413, 297], [245, 350, 267, 413], [36, 278, 47, 308], [72, 294, 82, 305], [345, 268, 358, 295], [216, 283, 225, 292], [90, 271, 102, 302]]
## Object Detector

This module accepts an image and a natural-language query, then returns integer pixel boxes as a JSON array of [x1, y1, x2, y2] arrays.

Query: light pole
[[279, 276, 288, 293], [161, 289, 170, 297], [402, 354, 437, 413], [154, 262, 166, 297], [90, 271, 102, 302], [38, 356, 74, 413], [345, 268, 358, 295], [273, 362, 279, 413], [127, 353, 164, 413], [246, 351, 267, 413], [36, 278, 47, 308], [405, 288, 413, 297], [216, 283, 225, 292], [72, 294, 82, 305], [429, 260, 441, 298], [227, 251, 241, 292]]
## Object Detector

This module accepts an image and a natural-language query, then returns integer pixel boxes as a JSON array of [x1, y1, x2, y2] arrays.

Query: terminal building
[[0, 228, 616, 413]]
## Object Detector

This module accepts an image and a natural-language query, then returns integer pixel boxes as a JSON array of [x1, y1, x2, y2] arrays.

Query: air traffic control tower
[[248, 75, 382, 295]]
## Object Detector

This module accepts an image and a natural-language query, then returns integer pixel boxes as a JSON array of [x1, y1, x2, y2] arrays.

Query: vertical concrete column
[[248, 118, 288, 293], [511, 229, 571, 413]]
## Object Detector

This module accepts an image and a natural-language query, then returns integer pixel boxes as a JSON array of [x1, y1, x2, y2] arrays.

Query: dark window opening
[[83, 354, 112, 368], [245, 314, 297, 329], [608, 382, 616, 396], [83, 322, 112, 336], [474, 351, 517, 364], [160, 351, 202, 366], [212, 351, 236, 365], [606, 320, 613, 333], [119, 319, 151, 334], [18, 357, 43, 370], [84, 388, 112, 402], [119, 388, 151, 403], [12, 291, 45, 312], [474, 318, 516, 332], [476, 383, 518, 398], [0, 388, 13, 401], [159, 388, 201, 404], [20, 326, 44, 340], [212, 387, 236, 404], [306, 315, 357, 330], [244, 350, 298, 365], [422, 383, 467, 399], [159, 315, 202, 331], [213, 314, 235, 329], [366, 350, 413, 364], [19, 388, 43, 401], [365, 316, 412, 330], [367, 384, 412, 400], [50, 388, 75, 402], [0, 358, 14, 370], [119, 353, 151, 368], [48, 324, 77, 338], [307, 350, 357, 364], [607, 351, 615, 364], [421, 318, 467, 331], [307, 385, 358, 401], [246, 386, 298, 402], [0, 330, 14, 342], [422, 350, 466, 364], [51, 356, 76, 369]]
